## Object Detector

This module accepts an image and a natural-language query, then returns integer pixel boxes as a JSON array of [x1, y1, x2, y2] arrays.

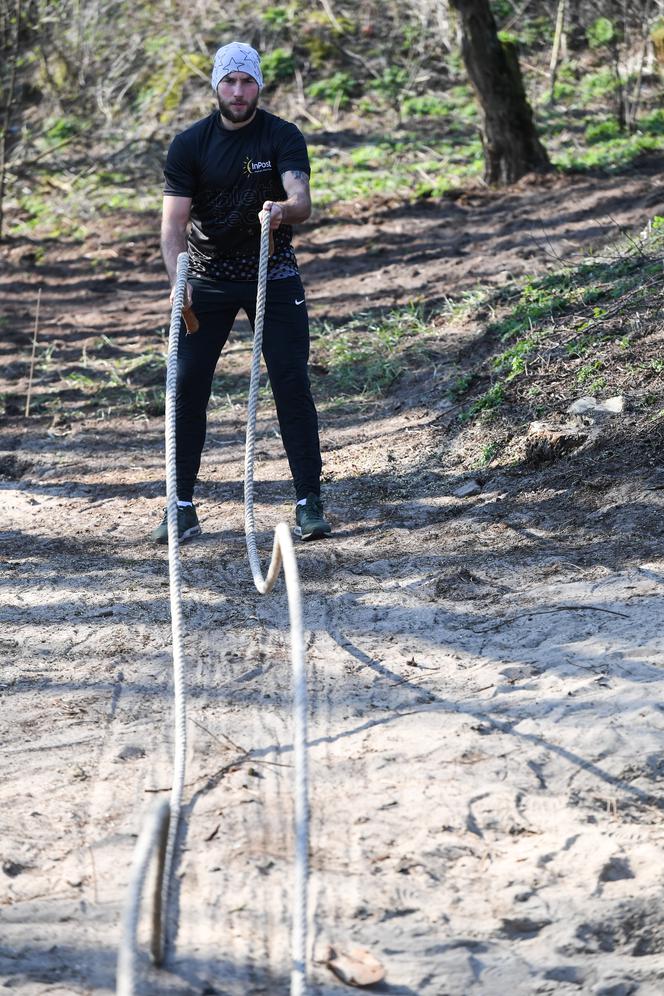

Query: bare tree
[[0, 0, 22, 241], [450, 0, 551, 184]]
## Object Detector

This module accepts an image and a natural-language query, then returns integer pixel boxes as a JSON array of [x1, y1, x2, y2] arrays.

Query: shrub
[[587, 17, 618, 49], [372, 67, 409, 108], [262, 6, 290, 28], [491, 1, 515, 20], [641, 108, 664, 135], [401, 95, 449, 118], [585, 118, 621, 144], [261, 48, 295, 85], [307, 72, 355, 108], [580, 67, 620, 101]]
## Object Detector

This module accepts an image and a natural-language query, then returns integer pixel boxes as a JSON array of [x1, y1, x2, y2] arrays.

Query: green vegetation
[[450, 371, 478, 399], [587, 17, 619, 49], [372, 67, 410, 114], [26, 335, 169, 420], [310, 131, 484, 206], [477, 440, 502, 466], [463, 383, 505, 420], [311, 303, 433, 399], [585, 119, 621, 144], [307, 72, 355, 109], [4, 0, 664, 236], [136, 51, 210, 123], [261, 48, 295, 85], [452, 220, 664, 432], [9, 168, 159, 240], [401, 95, 449, 119]]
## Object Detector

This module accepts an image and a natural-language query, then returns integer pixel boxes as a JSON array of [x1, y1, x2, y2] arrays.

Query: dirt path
[[2, 167, 664, 995]]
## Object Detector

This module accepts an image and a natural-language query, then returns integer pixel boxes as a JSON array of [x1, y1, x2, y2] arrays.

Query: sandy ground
[[2, 165, 664, 995]]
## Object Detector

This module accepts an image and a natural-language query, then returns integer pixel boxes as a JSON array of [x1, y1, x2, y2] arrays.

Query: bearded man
[[152, 41, 331, 543]]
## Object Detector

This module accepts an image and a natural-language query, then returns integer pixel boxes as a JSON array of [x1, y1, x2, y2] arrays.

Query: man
[[151, 41, 331, 543]]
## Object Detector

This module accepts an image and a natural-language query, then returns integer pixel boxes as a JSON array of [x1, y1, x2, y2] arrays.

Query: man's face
[[217, 72, 260, 123]]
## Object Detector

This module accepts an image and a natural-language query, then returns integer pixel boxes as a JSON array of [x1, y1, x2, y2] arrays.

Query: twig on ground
[[144, 764, 239, 793], [473, 604, 629, 633], [190, 716, 247, 755], [25, 287, 42, 417], [190, 716, 291, 769]]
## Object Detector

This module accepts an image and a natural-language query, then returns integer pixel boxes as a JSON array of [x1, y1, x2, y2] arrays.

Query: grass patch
[[310, 129, 483, 205], [29, 335, 170, 420], [555, 132, 663, 173], [311, 302, 433, 398], [476, 440, 502, 467], [8, 166, 160, 240], [461, 382, 505, 421], [453, 220, 664, 430]]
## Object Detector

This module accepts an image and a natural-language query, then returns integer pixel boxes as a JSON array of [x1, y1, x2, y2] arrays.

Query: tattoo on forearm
[[283, 169, 310, 185]]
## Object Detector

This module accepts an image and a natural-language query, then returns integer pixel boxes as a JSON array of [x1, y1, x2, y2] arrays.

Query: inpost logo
[[244, 156, 272, 175]]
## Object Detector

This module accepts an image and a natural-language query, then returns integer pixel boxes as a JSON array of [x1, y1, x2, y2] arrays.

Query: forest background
[[3, 0, 664, 241]]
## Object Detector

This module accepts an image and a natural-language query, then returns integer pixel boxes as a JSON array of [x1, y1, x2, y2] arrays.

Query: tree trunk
[[450, 0, 551, 185], [0, 0, 22, 242]]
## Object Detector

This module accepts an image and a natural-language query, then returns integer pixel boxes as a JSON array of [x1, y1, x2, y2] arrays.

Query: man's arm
[[161, 194, 192, 299], [262, 169, 312, 229]]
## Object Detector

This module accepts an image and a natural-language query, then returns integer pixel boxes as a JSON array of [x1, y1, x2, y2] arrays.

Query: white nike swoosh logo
[[295, 298, 305, 305]]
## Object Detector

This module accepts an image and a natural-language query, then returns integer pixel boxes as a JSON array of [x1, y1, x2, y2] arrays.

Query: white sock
[[296, 498, 307, 506], [177, 500, 193, 508]]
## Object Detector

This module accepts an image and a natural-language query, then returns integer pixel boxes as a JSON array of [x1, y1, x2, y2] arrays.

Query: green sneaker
[[150, 504, 202, 545], [294, 493, 331, 541]]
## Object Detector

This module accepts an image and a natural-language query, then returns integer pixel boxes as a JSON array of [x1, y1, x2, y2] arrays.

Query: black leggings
[[175, 275, 322, 503]]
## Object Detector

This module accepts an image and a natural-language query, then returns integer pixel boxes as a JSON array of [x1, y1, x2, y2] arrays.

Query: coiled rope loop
[[117, 218, 310, 996]]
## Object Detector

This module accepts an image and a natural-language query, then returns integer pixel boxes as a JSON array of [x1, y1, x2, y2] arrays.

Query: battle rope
[[117, 217, 311, 994], [116, 251, 190, 994], [158, 248, 191, 963], [116, 800, 169, 995], [243, 209, 310, 996]]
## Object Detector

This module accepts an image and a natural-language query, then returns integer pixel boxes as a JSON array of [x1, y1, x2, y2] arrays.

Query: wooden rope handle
[[182, 303, 199, 334]]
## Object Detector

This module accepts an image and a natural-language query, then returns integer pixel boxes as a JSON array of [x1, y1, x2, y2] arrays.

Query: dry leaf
[[326, 945, 386, 988]]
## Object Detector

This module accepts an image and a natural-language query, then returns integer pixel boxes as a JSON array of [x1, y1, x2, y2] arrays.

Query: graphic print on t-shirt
[[243, 156, 272, 175]]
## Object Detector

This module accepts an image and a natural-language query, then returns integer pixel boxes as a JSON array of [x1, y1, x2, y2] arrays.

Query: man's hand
[[261, 172, 311, 233], [168, 280, 198, 333], [169, 281, 193, 307], [262, 201, 283, 229]]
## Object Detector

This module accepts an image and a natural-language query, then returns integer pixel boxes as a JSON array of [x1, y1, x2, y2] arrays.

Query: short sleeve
[[275, 122, 310, 177], [163, 132, 197, 197]]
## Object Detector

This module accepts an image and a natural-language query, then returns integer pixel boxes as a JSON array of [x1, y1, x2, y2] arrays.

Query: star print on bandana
[[211, 42, 264, 91]]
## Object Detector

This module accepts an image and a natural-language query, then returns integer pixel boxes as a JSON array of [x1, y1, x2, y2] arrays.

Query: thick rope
[[243, 209, 310, 996], [158, 250, 190, 962], [116, 800, 170, 995], [117, 221, 310, 994], [115, 252, 190, 991]]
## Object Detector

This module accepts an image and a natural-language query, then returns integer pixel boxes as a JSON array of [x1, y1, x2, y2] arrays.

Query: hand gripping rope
[[117, 211, 310, 996]]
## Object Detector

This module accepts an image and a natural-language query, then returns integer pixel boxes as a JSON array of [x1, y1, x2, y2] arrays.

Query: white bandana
[[211, 42, 263, 91]]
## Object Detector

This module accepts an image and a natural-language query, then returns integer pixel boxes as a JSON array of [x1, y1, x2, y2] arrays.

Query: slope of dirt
[[2, 166, 664, 995]]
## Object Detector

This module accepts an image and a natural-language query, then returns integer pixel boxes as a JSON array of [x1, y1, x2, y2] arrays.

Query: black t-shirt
[[163, 108, 310, 281]]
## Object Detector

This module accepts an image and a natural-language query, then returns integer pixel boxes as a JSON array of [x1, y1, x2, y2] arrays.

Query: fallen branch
[[25, 288, 42, 417]]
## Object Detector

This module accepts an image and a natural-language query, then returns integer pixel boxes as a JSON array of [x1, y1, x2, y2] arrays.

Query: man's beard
[[217, 91, 259, 123]]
